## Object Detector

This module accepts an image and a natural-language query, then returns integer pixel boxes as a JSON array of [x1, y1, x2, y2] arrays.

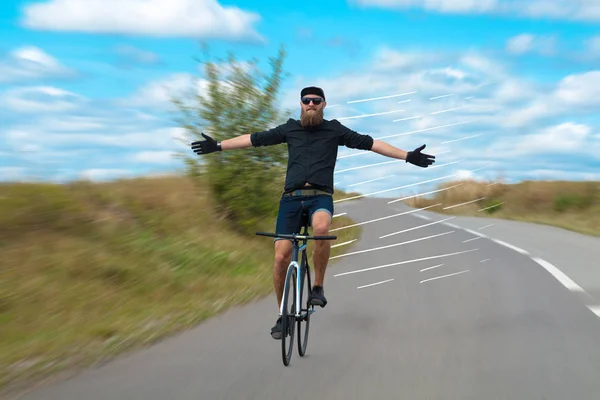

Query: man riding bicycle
[[191, 86, 435, 339]]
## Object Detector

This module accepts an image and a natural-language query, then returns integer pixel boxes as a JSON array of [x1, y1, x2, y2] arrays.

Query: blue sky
[[1, 0, 599, 199]]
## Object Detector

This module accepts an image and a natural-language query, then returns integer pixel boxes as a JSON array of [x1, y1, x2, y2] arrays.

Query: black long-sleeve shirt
[[250, 118, 374, 194]]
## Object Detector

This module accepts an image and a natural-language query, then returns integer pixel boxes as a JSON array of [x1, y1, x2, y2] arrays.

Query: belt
[[283, 188, 332, 197]]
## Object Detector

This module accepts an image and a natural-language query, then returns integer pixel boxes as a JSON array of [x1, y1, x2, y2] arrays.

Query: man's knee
[[312, 211, 331, 236], [274, 240, 292, 265]]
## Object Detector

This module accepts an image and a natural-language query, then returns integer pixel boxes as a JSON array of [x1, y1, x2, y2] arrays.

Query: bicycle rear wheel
[[298, 255, 312, 356], [281, 265, 296, 366]]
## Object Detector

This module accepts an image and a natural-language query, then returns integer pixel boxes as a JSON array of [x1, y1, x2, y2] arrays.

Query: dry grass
[[405, 179, 600, 237], [0, 175, 362, 394]]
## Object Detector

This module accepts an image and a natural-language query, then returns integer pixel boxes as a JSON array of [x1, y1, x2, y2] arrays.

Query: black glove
[[191, 133, 222, 155], [406, 144, 435, 167]]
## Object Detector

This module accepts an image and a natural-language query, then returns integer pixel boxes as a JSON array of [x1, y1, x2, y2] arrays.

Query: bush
[[553, 194, 592, 212], [173, 46, 291, 234], [482, 198, 503, 214]]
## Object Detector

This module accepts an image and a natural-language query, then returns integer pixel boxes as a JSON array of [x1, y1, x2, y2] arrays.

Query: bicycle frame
[[279, 236, 308, 318]]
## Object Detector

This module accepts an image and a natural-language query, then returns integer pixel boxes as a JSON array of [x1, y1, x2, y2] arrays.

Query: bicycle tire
[[298, 254, 312, 356], [281, 265, 296, 366]]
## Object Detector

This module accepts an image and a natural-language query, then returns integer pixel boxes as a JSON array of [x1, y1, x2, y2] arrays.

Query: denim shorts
[[274, 194, 334, 241]]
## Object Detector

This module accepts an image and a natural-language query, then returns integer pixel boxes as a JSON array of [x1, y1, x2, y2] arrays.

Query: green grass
[[0, 175, 362, 394]]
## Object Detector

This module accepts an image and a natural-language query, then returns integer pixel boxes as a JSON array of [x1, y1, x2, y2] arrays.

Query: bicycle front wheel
[[298, 258, 312, 357], [281, 265, 297, 366]]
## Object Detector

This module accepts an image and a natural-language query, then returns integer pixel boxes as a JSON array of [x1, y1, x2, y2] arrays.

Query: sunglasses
[[301, 97, 324, 105]]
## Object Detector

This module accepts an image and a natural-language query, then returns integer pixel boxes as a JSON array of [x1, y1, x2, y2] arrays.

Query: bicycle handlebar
[[255, 232, 337, 240]]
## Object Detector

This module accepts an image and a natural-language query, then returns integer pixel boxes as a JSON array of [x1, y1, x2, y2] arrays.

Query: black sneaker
[[310, 285, 327, 308], [270, 316, 282, 339]]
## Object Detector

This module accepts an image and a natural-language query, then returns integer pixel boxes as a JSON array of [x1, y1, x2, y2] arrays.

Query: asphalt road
[[14, 197, 600, 400]]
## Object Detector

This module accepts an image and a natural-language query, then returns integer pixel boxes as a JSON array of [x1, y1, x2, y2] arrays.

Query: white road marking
[[445, 223, 460, 228], [376, 119, 480, 141], [393, 115, 421, 122], [465, 228, 487, 238], [420, 270, 469, 284], [334, 172, 468, 202], [330, 231, 455, 260], [478, 202, 504, 211], [333, 212, 347, 218], [335, 159, 403, 174], [347, 175, 394, 187], [431, 106, 463, 115], [443, 197, 485, 210], [430, 94, 454, 100], [330, 204, 441, 232], [331, 239, 357, 248], [441, 133, 484, 144], [531, 257, 585, 293], [463, 237, 482, 243], [379, 217, 456, 239], [480, 259, 490, 263], [471, 165, 494, 172], [421, 263, 444, 272], [334, 248, 479, 277], [478, 223, 494, 230], [588, 306, 600, 317], [337, 151, 370, 160], [337, 109, 406, 121], [347, 91, 416, 104], [414, 214, 432, 221], [397, 99, 412, 104], [427, 160, 464, 170], [492, 239, 529, 255], [357, 279, 394, 289], [387, 183, 463, 204]]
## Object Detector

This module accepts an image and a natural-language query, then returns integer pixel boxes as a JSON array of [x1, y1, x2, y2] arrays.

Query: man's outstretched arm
[[371, 139, 436, 168], [190, 133, 256, 155]]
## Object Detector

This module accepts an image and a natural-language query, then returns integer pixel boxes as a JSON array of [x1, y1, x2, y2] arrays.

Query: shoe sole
[[271, 331, 282, 340], [310, 299, 327, 307]]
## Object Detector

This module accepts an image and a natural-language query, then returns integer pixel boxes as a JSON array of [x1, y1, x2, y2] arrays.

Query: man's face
[[300, 95, 326, 128]]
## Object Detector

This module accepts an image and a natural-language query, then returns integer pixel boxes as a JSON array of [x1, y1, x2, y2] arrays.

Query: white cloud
[[554, 71, 600, 107], [118, 73, 208, 110], [79, 169, 134, 181], [351, 0, 600, 21], [506, 34, 557, 56], [22, 0, 263, 41], [516, 122, 591, 154], [0, 167, 28, 181], [114, 45, 161, 66], [0, 86, 86, 113], [506, 34, 535, 54], [586, 36, 600, 56], [0, 46, 75, 83], [5, 126, 185, 149], [133, 151, 177, 164]]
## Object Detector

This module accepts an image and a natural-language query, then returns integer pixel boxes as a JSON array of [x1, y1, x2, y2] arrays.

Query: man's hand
[[406, 144, 435, 168], [191, 133, 221, 155]]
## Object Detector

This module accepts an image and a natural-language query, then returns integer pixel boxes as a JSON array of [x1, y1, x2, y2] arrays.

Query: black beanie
[[301, 86, 325, 101]]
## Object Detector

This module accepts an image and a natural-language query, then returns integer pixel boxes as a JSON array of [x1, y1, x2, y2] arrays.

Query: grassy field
[[404, 179, 600, 237], [0, 175, 362, 394]]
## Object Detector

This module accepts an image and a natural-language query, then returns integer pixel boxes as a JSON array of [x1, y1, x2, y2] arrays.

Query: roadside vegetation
[[0, 175, 361, 393], [404, 179, 600, 237]]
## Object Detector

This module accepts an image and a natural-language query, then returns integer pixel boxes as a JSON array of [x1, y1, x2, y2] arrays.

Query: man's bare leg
[[310, 211, 332, 307], [273, 239, 292, 309]]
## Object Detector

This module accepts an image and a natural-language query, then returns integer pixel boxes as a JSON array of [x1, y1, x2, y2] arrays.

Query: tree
[[174, 45, 291, 234]]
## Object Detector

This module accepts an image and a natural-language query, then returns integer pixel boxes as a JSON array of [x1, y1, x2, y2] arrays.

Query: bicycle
[[256, 210, 337, 366]]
